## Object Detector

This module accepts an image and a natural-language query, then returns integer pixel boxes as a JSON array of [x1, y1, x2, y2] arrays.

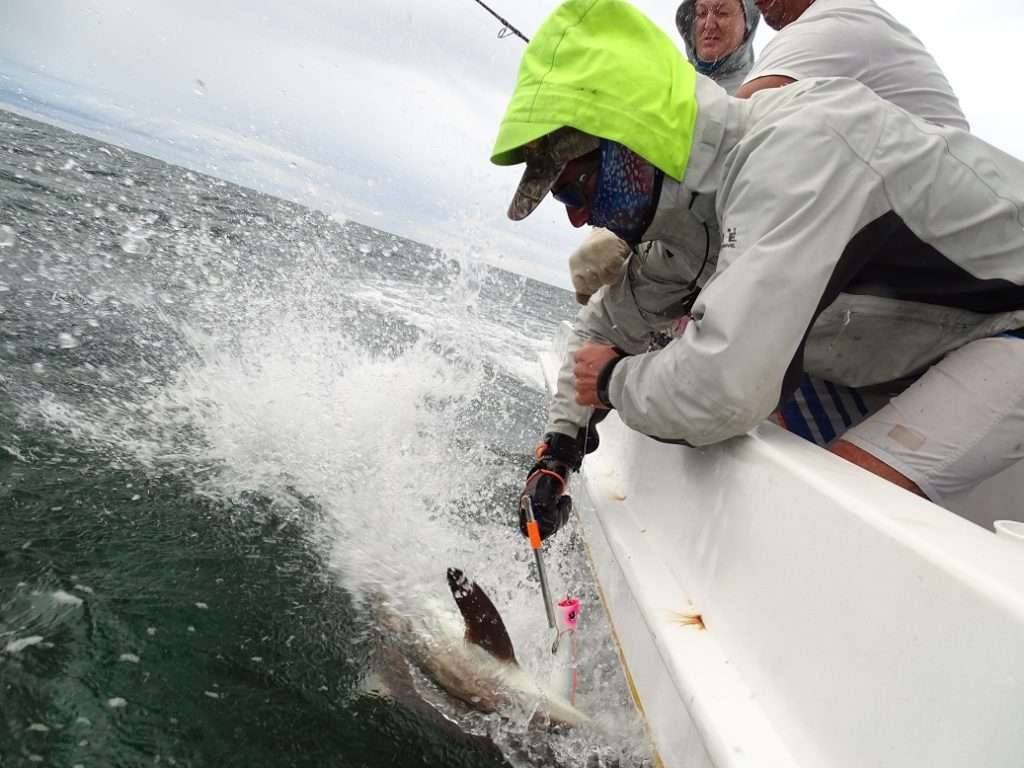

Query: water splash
[[1, 111, 652, 767]]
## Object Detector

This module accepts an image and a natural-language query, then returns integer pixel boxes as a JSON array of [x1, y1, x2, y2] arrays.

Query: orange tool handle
[[527, 520, 542, 549]]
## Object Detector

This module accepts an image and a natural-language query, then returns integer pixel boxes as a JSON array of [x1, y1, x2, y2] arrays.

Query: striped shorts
[[776, 334, 1024, 503], [774, 375, 885, 446]]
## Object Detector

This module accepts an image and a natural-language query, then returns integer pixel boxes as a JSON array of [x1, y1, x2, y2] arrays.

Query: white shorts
[[841, 336, 1024, 503]]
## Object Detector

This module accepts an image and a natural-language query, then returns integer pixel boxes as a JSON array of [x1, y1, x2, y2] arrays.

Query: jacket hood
[[490, 0, 699, 182], [676, 0, 759, 83]]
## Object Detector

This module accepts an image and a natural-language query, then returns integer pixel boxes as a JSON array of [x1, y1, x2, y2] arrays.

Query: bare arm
[[734, 74, 797, 100]]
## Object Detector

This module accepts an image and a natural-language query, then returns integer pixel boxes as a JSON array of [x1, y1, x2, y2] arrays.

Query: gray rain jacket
[[676, 0, 760, 95], [550, 76, 1024, 446]]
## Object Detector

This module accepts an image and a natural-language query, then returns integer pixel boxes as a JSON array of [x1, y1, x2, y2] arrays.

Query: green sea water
[[0, 110, 653, 768]]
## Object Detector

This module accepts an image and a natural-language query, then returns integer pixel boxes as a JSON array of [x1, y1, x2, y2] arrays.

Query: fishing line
[[471, 0, 530, 43]]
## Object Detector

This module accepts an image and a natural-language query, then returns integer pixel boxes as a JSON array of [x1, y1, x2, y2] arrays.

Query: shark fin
[[446, 568, 517, 665]]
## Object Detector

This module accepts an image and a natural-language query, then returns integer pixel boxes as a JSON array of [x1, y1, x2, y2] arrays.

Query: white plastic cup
[[993, 520, 1024, 545]]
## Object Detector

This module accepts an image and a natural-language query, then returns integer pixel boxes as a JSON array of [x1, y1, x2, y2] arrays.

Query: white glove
[[569, 228, 631, 305]]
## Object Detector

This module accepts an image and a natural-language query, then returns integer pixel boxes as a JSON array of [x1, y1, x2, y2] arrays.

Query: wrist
[[525, 464, 568, 496], [595, 355, 625, 408], [534, 431, 584, 472]]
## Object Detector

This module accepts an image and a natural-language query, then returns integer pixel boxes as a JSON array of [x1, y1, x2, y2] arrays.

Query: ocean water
[[0, 110, 654, 767]]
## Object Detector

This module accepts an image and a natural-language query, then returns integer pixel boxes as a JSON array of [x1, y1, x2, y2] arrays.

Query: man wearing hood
[[502, 0, 1024, 539], [569, 0, 760, 306], [678, 0, 760, 94], [572, 0, 966, 301], [567, 0, 970, 454]]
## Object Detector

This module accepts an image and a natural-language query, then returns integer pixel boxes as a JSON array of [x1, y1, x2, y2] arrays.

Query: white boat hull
[[540, 322, 1024, 768]]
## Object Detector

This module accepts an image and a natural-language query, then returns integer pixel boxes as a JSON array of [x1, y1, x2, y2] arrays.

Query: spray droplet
[[58, 332, 80, 349], [119, 232, 152, 255], [0, 225, 15, 248]]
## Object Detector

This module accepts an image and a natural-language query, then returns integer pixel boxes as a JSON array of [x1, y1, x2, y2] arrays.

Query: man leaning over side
[[568, 0, 972, 461], [500, 0, 1024, 540], [572, 0, 967, 304]]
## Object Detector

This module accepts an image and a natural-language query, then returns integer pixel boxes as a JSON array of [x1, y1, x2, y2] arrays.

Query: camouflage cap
[[507, 127, 601, 221]]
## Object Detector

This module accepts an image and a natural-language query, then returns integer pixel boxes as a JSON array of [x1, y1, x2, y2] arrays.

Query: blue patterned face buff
[[588, 140, 663, 246]]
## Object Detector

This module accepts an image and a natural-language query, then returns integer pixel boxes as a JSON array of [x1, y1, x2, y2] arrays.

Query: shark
[[365, 567, 589, 745]]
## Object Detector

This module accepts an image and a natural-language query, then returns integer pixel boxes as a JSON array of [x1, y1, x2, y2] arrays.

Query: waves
[[0, 109, 651, 767]]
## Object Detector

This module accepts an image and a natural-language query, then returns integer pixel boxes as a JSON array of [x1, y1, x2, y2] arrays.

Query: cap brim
[[507, 160, 566, 221], [505, 128, 601, 221]]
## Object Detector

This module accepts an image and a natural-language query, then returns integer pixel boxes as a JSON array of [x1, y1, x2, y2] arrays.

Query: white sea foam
[[52, 590, 83, 606], [5, 636, 44, 653], [3, 444, 28, 461]]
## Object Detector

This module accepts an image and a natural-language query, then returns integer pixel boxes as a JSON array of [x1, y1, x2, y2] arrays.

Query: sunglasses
[[550, 150, 601, 209]]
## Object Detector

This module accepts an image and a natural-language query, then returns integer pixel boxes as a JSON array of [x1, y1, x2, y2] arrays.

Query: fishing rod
[[471, 0, 530, 43]]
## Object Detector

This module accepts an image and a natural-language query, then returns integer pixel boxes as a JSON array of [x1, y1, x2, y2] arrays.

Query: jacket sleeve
[[547, 249, 687, 437], [547, 326, 591, 438], [606, 125, 884, 445]]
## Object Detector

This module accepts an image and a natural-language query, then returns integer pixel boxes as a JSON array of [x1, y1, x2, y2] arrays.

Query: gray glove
[[569, 228, 631, 305]]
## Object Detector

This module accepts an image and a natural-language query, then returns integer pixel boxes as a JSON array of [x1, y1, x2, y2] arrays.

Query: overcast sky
[[1, 0, 1022, 287]]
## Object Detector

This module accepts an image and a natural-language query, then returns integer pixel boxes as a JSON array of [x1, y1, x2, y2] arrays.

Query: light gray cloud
[[0, 0, 1021, 287]]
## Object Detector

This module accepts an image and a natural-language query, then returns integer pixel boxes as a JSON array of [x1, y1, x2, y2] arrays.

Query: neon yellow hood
[[490, 0, 698, 181]]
